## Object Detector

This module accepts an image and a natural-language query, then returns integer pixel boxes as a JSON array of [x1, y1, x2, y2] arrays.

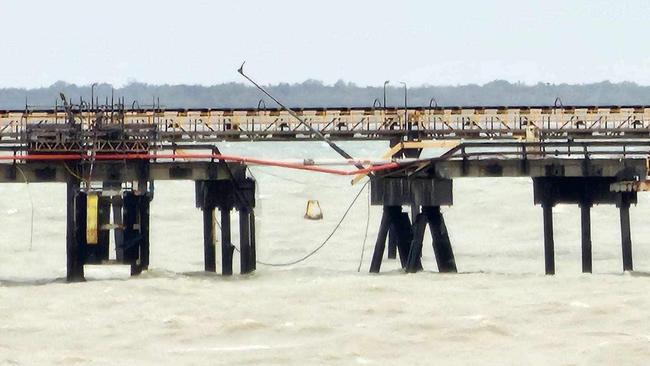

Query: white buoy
[[304, 200, 323, 220]]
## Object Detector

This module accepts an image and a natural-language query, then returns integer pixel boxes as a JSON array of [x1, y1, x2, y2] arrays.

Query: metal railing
[[2, 105, 650, 142]]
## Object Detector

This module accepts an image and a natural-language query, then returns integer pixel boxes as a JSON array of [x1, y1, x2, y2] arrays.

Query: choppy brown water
[[1, 142, 649, 365]]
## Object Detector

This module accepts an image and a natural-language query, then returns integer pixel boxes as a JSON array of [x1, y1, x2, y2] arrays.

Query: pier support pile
[[533, 177, 637, 274], [368, 158, 644, 276], [66, 172, 153, 282], [369, 176, 456, 273], [195, 176, 256, 275]]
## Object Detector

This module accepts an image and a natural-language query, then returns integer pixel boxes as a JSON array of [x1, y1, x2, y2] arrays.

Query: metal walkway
[[2, 104, 650, 148]]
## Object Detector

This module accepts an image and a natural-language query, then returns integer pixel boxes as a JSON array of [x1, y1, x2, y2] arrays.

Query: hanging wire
[[249, 166, 339, 188], [234, 179, 370, 267], [15, 165, 34, 251], [86, 118, 99, 192], [249, 167, 308, 185], [62, 162, 87, 183], [356, 177, 371, 272], [237, 62, 363, 169]]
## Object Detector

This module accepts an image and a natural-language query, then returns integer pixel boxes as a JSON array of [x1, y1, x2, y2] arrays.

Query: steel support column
[[239, 207, 252, 274], [426, 206, 457, 273], [140, 194, 151, 271], [112, 195, 124, 261], [620, 196, 633, 271], [220, 208, 234, 276], [580, 203, 592, 273], [96, 195, 111, 263], [202, 207, 216, 272], [542, 202, 555, 275], [370, 208, 392, 273], [405, 213, 427, 273], [250, 210, 257, 271], [387, 230, 397, 259], [66, 176, 85, 282]]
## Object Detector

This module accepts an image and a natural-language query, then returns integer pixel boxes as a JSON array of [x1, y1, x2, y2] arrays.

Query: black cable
[[356, 181, 371, 272], [234, 179, 370, 267], [249, 166, 338, 188], [211, 146, 251, 211], [15, 165, 34, 251]]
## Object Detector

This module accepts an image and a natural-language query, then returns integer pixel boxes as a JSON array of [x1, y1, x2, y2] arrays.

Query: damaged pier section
[[368, 156, 646, 275], [7, 97, 650, 281], [2, 160, 256, 282]]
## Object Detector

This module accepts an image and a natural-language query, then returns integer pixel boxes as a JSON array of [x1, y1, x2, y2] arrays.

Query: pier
[[1, 100, 650, 281]]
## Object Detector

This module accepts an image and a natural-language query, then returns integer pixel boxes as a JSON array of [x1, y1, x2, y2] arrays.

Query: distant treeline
[[2, 80, 650, 109]]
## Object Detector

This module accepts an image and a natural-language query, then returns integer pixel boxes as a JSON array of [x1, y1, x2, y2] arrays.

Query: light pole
[[399, 81, 408, 130], [383, 80, 390, 109], [91, 82, 98, 110]]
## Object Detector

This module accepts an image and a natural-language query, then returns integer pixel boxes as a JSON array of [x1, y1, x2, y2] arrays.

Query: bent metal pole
[[237, 62, 365, 170]]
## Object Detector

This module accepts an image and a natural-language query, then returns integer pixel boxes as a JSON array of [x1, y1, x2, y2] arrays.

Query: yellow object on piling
[[304, 200, 323, 220], [86, 193, 98, 244]]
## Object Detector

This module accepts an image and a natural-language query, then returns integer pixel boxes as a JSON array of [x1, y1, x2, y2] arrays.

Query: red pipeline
[[0, 153, 400, 176]]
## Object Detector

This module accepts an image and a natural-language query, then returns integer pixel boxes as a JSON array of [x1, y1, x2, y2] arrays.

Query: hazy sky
[[1, 0, 649, 88]]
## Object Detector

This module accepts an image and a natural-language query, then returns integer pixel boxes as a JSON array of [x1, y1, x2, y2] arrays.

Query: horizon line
[[1, 79, 649, 90]]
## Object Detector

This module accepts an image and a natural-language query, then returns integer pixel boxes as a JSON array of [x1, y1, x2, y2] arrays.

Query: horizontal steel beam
[[0, 161, 245, 183], [429, 158, 646, 179]]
